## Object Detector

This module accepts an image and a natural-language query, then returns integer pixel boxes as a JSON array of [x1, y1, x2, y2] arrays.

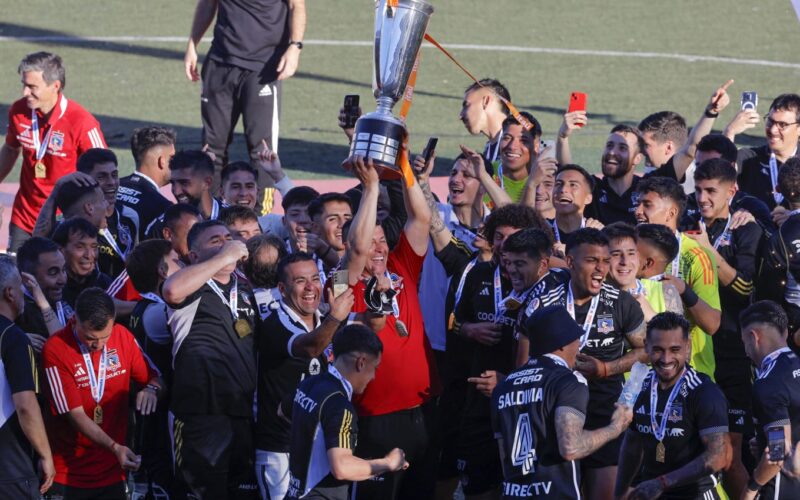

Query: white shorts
[[255, 449, 290, 500]]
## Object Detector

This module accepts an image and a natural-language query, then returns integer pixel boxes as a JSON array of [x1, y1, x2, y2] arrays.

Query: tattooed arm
[[662, 282, 685, 314], [628, 432, 731, 499], [413, 153, 455, 253], [614, 429, 645, 499], [555, 405, 631, 461], [605, 321, 648, 376]]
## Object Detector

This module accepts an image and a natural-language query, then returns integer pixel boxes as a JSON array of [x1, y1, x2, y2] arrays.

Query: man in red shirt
[[342, 153, 440, 499], [0, 52, 106, 253], [42, 287, 161, 499]]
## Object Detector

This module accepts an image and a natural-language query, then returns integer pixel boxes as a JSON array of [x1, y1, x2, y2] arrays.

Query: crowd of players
[[4, 45, 800, 500]]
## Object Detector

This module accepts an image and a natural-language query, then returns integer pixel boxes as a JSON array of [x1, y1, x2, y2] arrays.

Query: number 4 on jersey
[[511, 413, 537, 474]]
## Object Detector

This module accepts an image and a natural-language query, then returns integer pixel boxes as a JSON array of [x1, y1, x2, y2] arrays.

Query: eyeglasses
[[765, 116, 799, 132]]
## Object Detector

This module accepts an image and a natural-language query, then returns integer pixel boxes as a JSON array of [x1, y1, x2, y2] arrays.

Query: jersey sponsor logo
[[259, 85, 274, 97], [597, 316, 614, 334], [49, 131, 65, 152], [497, 388, 543, 409], [584, 337, 615, 348], [476, 311, 515, 326], [668, 427, 684, 437], [636, 405, 646, 415], [793, 368, 800, 378], [479, 287, 490, 296], [502, 481, 552, 497], [508, 367, 544, 384], [510, 414, 537, 475], [294, 388, 317, 413]]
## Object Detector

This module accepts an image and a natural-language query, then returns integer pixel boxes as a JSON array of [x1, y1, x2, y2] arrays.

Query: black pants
[[43, 481, 125, 500], [200, 58, 280, 214], [173, 414, 258, 500], [7, 222, 31, 254], [353, 402, 438, 500]]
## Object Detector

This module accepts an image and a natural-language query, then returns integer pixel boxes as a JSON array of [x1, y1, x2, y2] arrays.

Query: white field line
[[0, 36, 798, 69]]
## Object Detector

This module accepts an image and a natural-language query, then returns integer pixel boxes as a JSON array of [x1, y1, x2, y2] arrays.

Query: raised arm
[[670, 80, 732, 179], [400, 143, 432, 256], [412, 151, 453, 253], [184, 0, 219, 82], [519, 146, 558, 209], [556, 111, 586, 166], [343, 156, 380, 286], [460, 145, 513, 208], [290, 289, 353, 358], [162, 240, 247, 305], [32, 172, 98, 237], [555, 404, 631, 461]]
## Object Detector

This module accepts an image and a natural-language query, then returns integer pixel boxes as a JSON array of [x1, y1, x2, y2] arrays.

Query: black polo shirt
[[0, 316, 39, 483], [751, 348, 800, 499], [168, 276, 257, 417], [118, 172, 173, 242], [256, 300, 328, 453], [491, 354, 589, 499], [285, 366, 356, 500], [63, 269, 112, 309], [629, 368, 728, 499], [98, 206, 138, 279]]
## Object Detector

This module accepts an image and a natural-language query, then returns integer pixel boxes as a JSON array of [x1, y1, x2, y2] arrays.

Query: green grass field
[[1, 0, 800, 180]]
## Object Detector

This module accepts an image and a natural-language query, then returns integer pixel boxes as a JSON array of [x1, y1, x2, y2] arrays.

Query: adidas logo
[[74, 366, 87, 377], [259, 85, 273, 97], [636, 406, 646, 415], [736, 416, 744, 426], [479, 287, 490, 296]]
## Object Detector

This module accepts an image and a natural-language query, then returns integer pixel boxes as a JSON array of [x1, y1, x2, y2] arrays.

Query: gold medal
[[234, 319, 252, 338], [34, 161, 46, 179], [656, 441, 666, 463], [93, 404, 104, 425]]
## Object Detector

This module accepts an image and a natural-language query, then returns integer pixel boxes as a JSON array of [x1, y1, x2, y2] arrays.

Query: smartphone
[[568, 92, 587, 125], [332, 270, 349, 298], [343, 95, 360, 128], [741, 91, 758, 112], [767, 426, 786, 461], [423, 137, 438, 163], [539, 139, 556, 161]]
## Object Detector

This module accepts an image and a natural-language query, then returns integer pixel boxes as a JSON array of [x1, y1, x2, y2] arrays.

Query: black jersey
[[758, 213, 800, 335], [255, 300, 328, 453], [586, 175, 643, 226], [737, 145, 800, 211], [683, 190, 775, 238], [128, 297, 172, 386], [629, 368, 728, 499], [751, 348, 800, 499], [63, 269, 112, 309], [285, 366, 356, 500], [98, 206, 138, 279], [491, 354, 589, 499], [118, 172, 173, 242], [167, 276, 257, 418], [0, 317, 39, 484]]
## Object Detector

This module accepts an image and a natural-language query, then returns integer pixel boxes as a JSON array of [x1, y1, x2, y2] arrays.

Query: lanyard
[[629, 279, 645, 295], [669, 232, 682, 278], [30, 95, 66, 162], [210, 199, 220, 220], [56, 301, 70, 327], [316, 257, 327, 287], [649, 369, 687, 442], [770, 153, 785, 205], [384, 271, 400, 317], [493, 265, 503, 319], [700, 215, 732, 250], [553, 217, 585, 243], [73, 329, 108, 405], [485, 136, 501, 163], [496, 163, 505, 190], [543, 353, 569, 368], [757, 347, 792, 379], [100, 212, 129, 262], [566, 282, 600, 349], [207, 275, 238, 320], [454, 257, 478, 306], [140, 292, 164, 304]]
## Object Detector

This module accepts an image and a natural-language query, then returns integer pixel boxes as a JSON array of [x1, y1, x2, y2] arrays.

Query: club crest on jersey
[[107, 349, 121, 372], [717, 231, 732, 247], [631, 192, 641, 207], [49, 131, 65, 152], [597, 316, 614, 334], [599, 190, 608, 204], [668, 405, 683, 423], [309, 358, 321, 376], [525, 298, 540, 315]]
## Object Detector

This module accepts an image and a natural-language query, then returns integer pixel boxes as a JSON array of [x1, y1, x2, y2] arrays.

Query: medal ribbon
[[454, 257, 478, 306], [553, 217, 586, 243], [700, 215, 732, 250], [73, 329, 107, 405], [30, 95, 67, 163], [770, 153, 785, 205], [384, 271, 400, 317], [56, 301, 69, 327], [207, 275, 238, 320], [210, 199, 220, 220], [140, 292, 165, 304], [566, 282, 600, 349], [649, 369, 687, 442], [493, 265, 503, 321], [669, 232, 682, 278]]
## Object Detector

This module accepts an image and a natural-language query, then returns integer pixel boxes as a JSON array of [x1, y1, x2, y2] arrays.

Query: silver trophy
[[350, 0, 434, 179]]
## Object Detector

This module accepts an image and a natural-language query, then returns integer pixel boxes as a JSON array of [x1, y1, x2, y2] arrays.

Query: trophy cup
[[350, 0, 434, 179]]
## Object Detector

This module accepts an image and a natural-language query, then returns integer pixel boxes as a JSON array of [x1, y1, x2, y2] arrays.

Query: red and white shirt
[[5, 94, 106, 233], [42, 321, 157, 488]]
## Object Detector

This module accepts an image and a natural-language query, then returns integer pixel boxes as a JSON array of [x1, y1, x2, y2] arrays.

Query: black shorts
[[353, 402, 438, 500], [437, 380, 468, 479], [173, 414, 258, 499], [457, 456, 503, 496], [583, 380, 622, 468], [43, 481, 126, 500], [714, 358, 754, 435]]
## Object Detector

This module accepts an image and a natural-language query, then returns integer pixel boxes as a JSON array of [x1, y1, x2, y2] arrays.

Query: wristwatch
[[289, 40, 303, 50]]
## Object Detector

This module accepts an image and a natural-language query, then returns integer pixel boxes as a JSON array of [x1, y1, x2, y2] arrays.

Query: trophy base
[[350, 113, 406, 180]]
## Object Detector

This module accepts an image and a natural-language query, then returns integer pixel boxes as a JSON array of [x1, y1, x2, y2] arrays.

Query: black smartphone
[[768, 426, 786, 461], [343, 95, 360, 128], [741, 91, 758, 112], [423, 137, 438, 163]]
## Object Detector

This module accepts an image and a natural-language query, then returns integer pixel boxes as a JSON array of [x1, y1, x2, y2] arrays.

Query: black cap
[[526, 305, 584, 357]]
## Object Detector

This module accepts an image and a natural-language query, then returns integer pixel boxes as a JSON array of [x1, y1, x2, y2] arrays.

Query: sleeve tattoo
[[418, 180, 446, 235], [555, 406, 620, 461], [661, 431, 730, 490]]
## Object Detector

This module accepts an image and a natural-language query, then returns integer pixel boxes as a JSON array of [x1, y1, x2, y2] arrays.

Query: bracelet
[[704, 107, 719, 118], [145, 384, 160, 393], [680, 286, 699, 308], [746, 477, 762, 492], [658, 475, 668, 490]]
